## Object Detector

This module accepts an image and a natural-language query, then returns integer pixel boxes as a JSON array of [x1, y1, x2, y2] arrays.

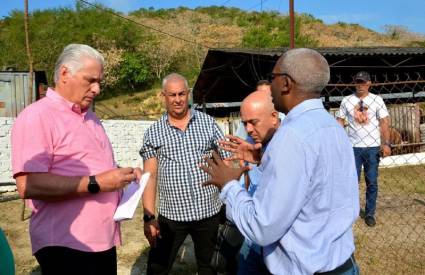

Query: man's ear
[[271, 111, 279, 126], [281, 75, 293, 95], [59, 65, 69, 84]]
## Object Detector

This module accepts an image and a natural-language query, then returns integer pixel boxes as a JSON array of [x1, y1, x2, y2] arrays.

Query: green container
[[0, 228, 15, 275]]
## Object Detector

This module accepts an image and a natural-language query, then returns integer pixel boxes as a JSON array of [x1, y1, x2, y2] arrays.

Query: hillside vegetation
[[1, 4, 424, 119]]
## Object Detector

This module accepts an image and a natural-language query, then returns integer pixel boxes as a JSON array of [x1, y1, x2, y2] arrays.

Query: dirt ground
[[0, 198, 197, 275], [1, 183, 424, 275]]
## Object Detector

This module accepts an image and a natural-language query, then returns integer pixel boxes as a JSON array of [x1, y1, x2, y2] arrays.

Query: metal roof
[[209, 47, 425, 57]]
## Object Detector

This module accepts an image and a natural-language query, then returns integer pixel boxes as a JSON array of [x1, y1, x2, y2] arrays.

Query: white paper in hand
[[113, 172, 150, 221]]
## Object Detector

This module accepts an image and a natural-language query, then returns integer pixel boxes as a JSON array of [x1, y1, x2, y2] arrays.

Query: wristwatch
[[87, 175, 100, 194], [143, 214, 156, 223]]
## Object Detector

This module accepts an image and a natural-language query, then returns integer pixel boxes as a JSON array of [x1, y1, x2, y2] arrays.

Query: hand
[[200, 151, 250, 190], [95, 167, 139, 192], [219, 135, 262, 164], [133, 167, 143, 182], [382, 144, 391, 157], [144, 219, 160, 247]]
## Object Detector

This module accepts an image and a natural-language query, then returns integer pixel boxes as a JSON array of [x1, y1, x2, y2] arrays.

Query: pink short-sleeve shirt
[[11, 88, 121, 254]]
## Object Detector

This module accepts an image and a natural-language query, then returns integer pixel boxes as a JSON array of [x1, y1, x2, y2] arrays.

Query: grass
[[355, 164, 425, 274], [379, 165, 425, 195], [95, 88, 165, 120]]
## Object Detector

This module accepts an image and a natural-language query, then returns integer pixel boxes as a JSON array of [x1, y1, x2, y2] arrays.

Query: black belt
[[314, 255, 355, 275]]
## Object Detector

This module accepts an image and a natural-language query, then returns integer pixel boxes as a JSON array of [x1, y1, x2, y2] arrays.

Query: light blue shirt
[[221, 99, 359, 275], [238, 165, 262, 254], [238, 119, 280, 255]]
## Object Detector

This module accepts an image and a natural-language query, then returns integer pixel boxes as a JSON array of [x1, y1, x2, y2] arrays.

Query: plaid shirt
[[140, 110, 229, 222]]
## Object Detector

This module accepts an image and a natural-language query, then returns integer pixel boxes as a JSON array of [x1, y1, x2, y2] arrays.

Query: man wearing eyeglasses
[[337, 71, 391, 227], [140, 73, 230, 275], [200, 48, 360, 275]]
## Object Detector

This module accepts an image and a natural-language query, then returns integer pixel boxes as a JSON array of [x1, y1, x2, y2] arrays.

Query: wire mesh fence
[[332, 75, 424, 275], [222, 73, 425, 274]]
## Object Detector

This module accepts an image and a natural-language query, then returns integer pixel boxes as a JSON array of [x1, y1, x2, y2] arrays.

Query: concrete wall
[[0, 118, 156, 192], [0, 117, 13, 191], [101, 120, 155, 168]]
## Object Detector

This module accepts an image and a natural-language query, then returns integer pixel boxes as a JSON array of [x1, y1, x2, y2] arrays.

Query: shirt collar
[[46, 88, 88, 116], [162, 108, 196, 125], [285, 98, 324, 121]]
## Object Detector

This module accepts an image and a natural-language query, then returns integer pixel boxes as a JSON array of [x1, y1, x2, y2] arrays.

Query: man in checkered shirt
[[140, 73, 229, 275]]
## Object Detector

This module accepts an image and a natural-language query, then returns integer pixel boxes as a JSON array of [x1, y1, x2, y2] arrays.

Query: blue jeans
[[330, 256, 360, 275], [315, 255, 360, 275], [238, 241, 270, 275], [344, 257, 360, 275], [353, 147, 380, 217]]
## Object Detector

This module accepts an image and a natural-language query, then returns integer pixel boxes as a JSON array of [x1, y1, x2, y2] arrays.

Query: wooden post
[[289, 0, 295, 48], [24, 0, 34, 103]]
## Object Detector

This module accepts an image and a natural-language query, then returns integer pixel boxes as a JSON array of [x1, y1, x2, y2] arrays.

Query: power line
[[77, 0, 210, 49], [247, 0, 270, 11]]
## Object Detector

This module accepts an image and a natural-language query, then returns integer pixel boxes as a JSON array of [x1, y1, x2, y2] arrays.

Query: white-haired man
[[11, 44, 141, 275], [201, 48, 360, 274]]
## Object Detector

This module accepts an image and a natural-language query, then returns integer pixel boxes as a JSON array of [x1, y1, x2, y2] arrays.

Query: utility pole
[[22, 0, 33, 221], [24, 0, 34, 103], [289, 0, 295, 48]]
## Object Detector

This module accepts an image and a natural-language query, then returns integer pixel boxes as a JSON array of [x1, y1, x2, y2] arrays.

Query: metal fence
[[223, 92, 425, 274], [335, 91, 425, 275], [324, 74, 425, 274]]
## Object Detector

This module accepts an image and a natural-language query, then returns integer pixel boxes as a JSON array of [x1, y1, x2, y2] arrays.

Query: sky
[[1, 0, 424, 35]]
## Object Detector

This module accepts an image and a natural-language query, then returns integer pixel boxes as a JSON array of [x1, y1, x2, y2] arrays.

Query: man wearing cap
[[337, 71, 391, 227]]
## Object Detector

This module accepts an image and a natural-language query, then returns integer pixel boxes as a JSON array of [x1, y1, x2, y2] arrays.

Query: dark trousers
[[238, 242, 271, 275], [147, 214, 220, 275], [353, 146, 380, 217], [315, 255, 359, 275], [34, 246, 117, 275]]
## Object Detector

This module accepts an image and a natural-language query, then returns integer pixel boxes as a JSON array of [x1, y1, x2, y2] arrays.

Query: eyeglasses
[[267, 72, 295, 82], [359, 100, 364, 112]]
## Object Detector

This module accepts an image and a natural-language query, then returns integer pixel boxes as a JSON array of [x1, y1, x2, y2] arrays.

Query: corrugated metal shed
[[193, 47, 425, 116], [0, 71, 47, 117]]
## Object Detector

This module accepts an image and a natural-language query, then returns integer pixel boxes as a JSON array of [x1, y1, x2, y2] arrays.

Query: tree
[[241, 12, 318, 48], [117, 52, 152, 92]]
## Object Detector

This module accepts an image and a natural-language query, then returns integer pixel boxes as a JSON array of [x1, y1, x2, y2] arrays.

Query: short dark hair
[[256, 79, 271, 87]]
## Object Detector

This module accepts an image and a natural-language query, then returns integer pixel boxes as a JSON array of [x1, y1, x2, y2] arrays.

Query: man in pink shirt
[[11, 44, 141, 275]]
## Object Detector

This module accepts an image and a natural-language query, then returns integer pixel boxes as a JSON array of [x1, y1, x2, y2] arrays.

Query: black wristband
[[143, 214, 155, 223], [88, 175, 100, 194]]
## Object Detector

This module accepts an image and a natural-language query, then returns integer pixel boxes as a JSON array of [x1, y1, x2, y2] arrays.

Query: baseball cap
[[355, 71, 371, 82]]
